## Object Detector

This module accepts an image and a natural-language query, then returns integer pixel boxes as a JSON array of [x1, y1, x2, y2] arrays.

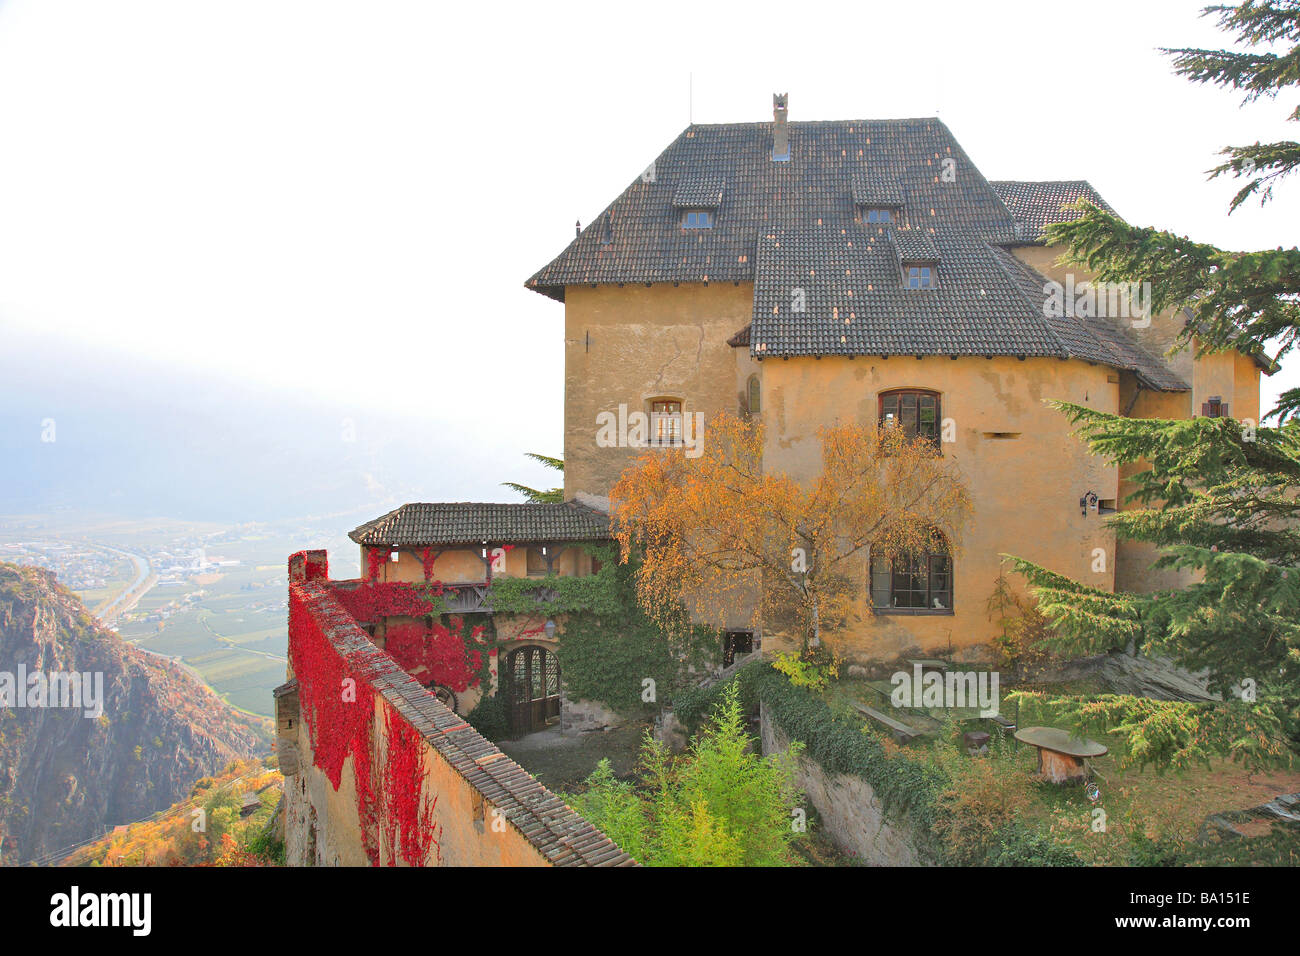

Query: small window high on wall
[[650, 400, 683, 445], [1202, 395, 1229, 418], [747, 375, 761, 415]]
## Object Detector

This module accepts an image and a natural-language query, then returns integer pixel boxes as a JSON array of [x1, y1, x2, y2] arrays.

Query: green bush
[[549, 552, 719, 718], [466, 693, 511, 742], [484, 545, 625, 617], [557, 614, 717, 717], [244, 825, 286, 866], [565, 684, 803, 866], [981, 824, 1084, 867], [694, 663, 1083, 866]]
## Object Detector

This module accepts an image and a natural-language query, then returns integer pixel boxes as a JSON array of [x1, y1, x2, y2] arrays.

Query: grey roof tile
[[891, 227, 940, 263], [851, 171, 905, 206], [526, 117, 1185, 385], [671, 174, 725, 208], [750, 225, 1066, 358], [990, 180, 1117, 243], [527, 118, 1020, 299], [987, 243, 1189, 390]]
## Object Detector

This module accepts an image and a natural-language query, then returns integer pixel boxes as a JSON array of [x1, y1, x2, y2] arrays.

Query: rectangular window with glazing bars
[[650, 400, 683, 445]]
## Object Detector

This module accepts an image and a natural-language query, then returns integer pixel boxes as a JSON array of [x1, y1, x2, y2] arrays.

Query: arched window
[[747, 375, 761, 415], [879, 389, 941, 447], [870, 540, 953, 613]]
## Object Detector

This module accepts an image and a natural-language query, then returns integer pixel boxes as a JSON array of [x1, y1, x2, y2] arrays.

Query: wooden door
[[506, 645, 561, 735]]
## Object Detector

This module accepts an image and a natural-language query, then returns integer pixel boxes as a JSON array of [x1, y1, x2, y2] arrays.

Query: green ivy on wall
[[487, 547, 723, 718], [482, 544, 624, 617], [555, 614, 718, 718]]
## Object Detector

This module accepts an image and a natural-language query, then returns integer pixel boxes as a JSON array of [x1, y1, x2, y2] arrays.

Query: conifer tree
[[1008, 2, 1300, 770], [1046, 1, 1299, 417], [502, 452, 564, 502]]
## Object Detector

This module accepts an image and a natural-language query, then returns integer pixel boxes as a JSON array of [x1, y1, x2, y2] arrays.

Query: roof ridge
[[685, 116, 947, 128], [990, 178, 1098, 186]]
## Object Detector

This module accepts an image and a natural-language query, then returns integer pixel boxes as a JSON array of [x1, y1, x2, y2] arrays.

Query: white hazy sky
[[0, 0, 1297, 442]]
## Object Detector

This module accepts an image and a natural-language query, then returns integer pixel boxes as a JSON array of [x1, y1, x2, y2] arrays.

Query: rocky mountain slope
[[0, 563, 272, 864]]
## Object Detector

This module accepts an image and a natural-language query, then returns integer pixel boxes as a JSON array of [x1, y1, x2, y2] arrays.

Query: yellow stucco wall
[[286, 694, 552, 866], [362, 545, 595, 585], [548, 252, 1263, 662], [757, 354, 1119, 659], [562, 282, 754, 498], [1192, 346, 1262, 424]]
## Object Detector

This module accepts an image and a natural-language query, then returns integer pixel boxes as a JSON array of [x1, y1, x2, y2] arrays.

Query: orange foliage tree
[[610, 413, 973, 652]]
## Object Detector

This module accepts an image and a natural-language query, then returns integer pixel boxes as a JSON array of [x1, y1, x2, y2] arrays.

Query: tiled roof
[[727, 324, 752, 348], [350, 502, 610, 547], [990, 180, 1117, 243], [526, 116, 1185, 383], [851, 171, 904, 207], [891, 227, 940, 263], [671, 175, 725, 208], [988, 243, 1189, 390], [750, 226, 1066, 358], [527, 118, 1020, 299]]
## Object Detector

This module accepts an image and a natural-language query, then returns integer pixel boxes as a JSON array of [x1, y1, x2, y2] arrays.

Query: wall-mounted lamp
[[1079, 491, 1099, 516], [544, 620, 557, 640]]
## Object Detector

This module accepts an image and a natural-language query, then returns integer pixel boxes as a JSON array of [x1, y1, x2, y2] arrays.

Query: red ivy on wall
[[291, 583, 496, 866], [382, 706, 440, 865], [382, 616, 486, 692], [288, 588, 381, 864], [330, 580, 446, 623], [365, 546, 387, 582]]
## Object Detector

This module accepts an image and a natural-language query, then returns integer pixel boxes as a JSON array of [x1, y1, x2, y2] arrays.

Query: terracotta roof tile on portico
[[348, 501, 610, 548]]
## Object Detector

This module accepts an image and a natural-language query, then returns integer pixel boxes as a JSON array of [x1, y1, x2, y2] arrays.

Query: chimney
[[575, 219, 581, 238], [772, 93, 789, 161]]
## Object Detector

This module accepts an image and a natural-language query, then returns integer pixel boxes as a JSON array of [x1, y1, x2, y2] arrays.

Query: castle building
[[522, 94, 1266, 660], [278, 95, 1268, 864], [341, 94, 1268, 708]]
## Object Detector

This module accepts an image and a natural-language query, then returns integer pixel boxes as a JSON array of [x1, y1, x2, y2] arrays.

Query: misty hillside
[[0, 332, 544, 522], [0, 562, 273, 865]]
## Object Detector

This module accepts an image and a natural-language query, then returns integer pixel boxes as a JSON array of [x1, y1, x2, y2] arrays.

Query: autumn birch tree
[[610, 412, 972, 653]]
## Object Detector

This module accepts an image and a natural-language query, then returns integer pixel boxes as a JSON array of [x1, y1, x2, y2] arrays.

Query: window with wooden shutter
[[1201, 396, 1229, 418]]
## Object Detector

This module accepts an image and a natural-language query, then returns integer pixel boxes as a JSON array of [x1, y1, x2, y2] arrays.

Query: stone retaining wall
[[760, 701, 926, 866]]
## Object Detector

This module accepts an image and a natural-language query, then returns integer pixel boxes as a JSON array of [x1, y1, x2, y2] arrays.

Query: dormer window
[[861, 206, 896, 224], [905, 263, 936, 289], [683, 209, 714, 229]]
